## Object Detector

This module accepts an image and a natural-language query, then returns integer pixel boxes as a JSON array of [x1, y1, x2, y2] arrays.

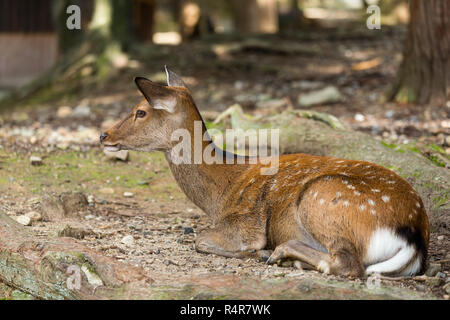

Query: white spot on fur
[[415, 201, 420, 208], [343, 200, 349, 207], [319, 199, 325, 205], [336, 192, 342, 197], [354, 191, 361, 196], [359, 204, 366, 211], [364, 228, 420, 276], [371, 189, 380, 193], [368, 199, 375, 206], [336, 160, 345, 164], [317, 260, 330, 274], [249, 178, 255, 184], [382, 195, 390, 203], [313, 191, 318, 198], [370, 209, 376, 215]]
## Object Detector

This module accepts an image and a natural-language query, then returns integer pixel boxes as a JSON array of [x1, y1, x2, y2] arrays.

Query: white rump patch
[[364, 228, 420, 276]]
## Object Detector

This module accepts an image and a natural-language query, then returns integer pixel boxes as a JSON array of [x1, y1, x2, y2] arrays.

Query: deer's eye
[[136, 110, 146, 118]]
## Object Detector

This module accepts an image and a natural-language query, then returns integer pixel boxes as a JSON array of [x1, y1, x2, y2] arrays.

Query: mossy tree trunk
[[388, 0, 450, 105]]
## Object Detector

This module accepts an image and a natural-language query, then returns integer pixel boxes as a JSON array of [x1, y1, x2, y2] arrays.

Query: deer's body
[[101, 67, 430, 277]]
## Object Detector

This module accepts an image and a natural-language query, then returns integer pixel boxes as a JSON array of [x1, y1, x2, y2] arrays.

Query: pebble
[[30, 156, 42, 166], [25, 211, 42, 222], [123, 192, 134, 198], [354, 113, 365, 122], [444, 283, 450, 294], [183, 227, 194, 235], [121, 235, 135, 246], [99, 187, 114, 194], [16, 215, 32, 226], [425, 263, 441, 277], [57, 106, 73, 118], [104, 149, 129, 161], [437, 235, 444, 241], [425, 277, 444, 287]]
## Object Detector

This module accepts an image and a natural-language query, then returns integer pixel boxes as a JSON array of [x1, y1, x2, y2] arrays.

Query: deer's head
[[100, 67, 198, 153]]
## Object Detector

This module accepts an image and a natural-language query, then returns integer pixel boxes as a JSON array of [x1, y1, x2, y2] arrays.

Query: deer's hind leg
[[195, 213, 271, 260], [267, 239, 365, 277]]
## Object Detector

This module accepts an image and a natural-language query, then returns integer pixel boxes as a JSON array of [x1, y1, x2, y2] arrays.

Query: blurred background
[[0, 0, 448, 168]]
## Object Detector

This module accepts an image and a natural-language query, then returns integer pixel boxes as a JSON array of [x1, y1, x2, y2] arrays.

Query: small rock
[[121, 235, 135, 246], [143, 231, 153, 237], [30, 156, 42, 166], [60, 192, 88, 216], [444, 283, 450, 294], [425, 263, 441, 277], [437, 235, 444, 241], [104, 149, 129, 161], [81, 265, 103, 287], [298, 86, 342, 107], [385, 110, 395, 118], [445, 135, 450, 147], [58, 225, 95, 239], [72, 105, 91, 118], [294, 261, 303, 270], [425, 277, 444, 287], [57, 106, 72, 118], [25, 211, 42, 222], [123, 192, 134, 198], [436, 272, 446, 279], [183, 227, 194, 235], [99, 187, 114, 194], [87, 195, 95, 204], [415, 284, 427, 292], [16, 215, 31, 226], [354, 113, 365, 122]]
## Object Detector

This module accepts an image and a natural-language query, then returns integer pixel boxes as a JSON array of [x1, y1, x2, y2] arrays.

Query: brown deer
[[100, 67, 430, 277]]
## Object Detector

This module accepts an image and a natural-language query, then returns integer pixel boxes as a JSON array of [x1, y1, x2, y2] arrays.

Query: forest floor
[[0, 26, 449, 299]]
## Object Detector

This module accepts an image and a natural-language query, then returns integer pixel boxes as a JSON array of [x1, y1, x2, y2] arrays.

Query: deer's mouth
[[103, 144, 121, 152]]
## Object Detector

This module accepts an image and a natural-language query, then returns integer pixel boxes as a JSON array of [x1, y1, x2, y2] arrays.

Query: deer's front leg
[[195, 214, 270, 260]]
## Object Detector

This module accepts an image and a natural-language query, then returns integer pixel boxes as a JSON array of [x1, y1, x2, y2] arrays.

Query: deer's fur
[[101, 67, 429, 277]]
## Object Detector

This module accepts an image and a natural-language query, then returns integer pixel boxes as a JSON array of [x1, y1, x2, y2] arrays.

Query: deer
[[100, 66, 430, 277]]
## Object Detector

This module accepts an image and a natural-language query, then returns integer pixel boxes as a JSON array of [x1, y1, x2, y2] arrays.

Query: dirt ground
[[0, 26, 449, 299]]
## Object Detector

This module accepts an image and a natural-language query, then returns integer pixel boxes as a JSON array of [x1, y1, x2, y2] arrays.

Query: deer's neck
[[164, 118, 248, 218]]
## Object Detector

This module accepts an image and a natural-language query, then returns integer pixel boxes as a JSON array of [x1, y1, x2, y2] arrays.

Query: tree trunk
[[232, 0, 279, 34], [388, 0, 450, 105], [0, 211, 438, 300]]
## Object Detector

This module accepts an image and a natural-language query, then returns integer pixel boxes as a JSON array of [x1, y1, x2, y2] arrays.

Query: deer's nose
[[100, 132, 109, 144]]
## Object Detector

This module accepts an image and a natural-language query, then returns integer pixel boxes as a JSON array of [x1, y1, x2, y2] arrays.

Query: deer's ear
[[134, 77, 177, 113], [165, 65, 187, 88]]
